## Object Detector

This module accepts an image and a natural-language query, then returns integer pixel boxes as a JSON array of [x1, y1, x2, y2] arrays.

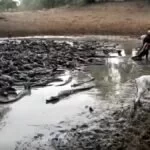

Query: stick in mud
[[46, 85, 94, 104]]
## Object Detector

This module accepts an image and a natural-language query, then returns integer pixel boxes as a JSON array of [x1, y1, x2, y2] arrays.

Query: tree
[[20, 0, 96, 10], [0, 0, 17, 10]]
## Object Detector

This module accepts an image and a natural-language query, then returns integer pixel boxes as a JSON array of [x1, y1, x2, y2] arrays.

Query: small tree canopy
[[0, 0, 17, 10], [21, 0, 97, 10]]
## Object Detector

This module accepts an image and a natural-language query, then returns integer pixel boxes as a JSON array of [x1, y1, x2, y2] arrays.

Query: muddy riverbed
[[0, 36, 150, 150]]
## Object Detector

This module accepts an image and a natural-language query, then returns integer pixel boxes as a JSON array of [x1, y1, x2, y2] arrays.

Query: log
[[46, 85, 94, 104]]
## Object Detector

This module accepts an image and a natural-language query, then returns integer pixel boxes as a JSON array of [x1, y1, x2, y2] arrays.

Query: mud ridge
[[0, 39, 122, 103]]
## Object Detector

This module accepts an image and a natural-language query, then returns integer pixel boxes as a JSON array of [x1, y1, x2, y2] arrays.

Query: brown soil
[[0, 1, 150, 37]]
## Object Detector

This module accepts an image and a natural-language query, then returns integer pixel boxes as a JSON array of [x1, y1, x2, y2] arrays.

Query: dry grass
[[0, 1, 150, 37]]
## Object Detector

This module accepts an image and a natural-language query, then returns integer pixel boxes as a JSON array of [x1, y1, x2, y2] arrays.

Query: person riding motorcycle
[[141, 30, 150, 60]]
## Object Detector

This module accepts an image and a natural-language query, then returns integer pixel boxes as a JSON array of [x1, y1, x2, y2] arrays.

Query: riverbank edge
[[0, 35, 141, 41]]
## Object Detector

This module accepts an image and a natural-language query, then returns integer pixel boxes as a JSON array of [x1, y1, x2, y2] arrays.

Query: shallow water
[[0, 71, 97, 150], [0, 36, 150, 150]]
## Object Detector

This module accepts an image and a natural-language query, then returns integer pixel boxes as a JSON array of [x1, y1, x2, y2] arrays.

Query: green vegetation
[[20, 0, 96, 10], [0, 0, 17, 10], [0, 0, 149, 11]]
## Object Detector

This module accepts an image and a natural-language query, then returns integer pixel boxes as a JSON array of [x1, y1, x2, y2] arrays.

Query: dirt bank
[[0, 1, 150, 37]]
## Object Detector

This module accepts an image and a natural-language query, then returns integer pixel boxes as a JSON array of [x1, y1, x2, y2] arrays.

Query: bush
[[0, 0, 17, 10], [20, 0, 97, 10]]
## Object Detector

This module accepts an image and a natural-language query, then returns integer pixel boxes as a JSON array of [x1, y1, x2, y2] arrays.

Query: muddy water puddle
[[0, 36, 150, 150], [0, 71, 97, 150]]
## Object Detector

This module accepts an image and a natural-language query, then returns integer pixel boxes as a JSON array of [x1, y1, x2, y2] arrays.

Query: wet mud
[[15, 101, 150, 150], [48, 105, 150, 150], [0, 39, 109, 103], [1, 37, 150, 150]]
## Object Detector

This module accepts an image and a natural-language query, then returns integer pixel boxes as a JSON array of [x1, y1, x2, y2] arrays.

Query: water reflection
[[86, 57, 138, 100]]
